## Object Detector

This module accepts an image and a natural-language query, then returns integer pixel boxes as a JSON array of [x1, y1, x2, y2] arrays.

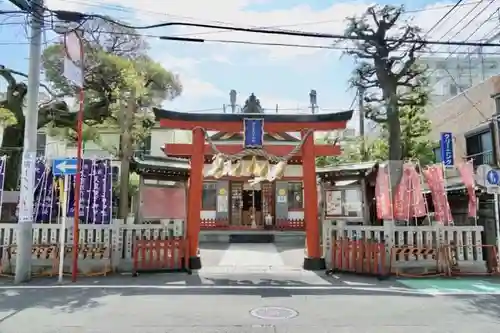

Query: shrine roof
[[317, 161, 378, 180], [131, 155, 190, 180], [153, 108, 353, 124]]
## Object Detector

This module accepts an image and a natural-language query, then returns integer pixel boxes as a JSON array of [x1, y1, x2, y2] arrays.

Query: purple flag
[[66, 159, 96, 222], [66, 175, 76, 218], [80, 159, 93, 222], [92, 161, 105, 224], [0, 156, 5, 218], [65, 159, 112, 224], [34, 162, 54, 223], [102, 160, 112, 224]]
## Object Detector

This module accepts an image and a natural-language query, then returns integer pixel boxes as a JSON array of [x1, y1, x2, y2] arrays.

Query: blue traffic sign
[[487, 169, 499, 185], [52, 158, 78, 176]]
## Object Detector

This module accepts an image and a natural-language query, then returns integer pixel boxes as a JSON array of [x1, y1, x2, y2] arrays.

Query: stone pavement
[[0, 243, 498, 332]]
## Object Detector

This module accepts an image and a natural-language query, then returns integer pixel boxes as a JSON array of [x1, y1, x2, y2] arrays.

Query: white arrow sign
[[53, 158, 78, 176], [56, 161, 77, 172]]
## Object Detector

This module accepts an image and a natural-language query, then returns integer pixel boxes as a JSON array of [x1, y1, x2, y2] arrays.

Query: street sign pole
[[494, 192, 500, 261], [52, 158, 78, 283], [57, 175, 69, 283]]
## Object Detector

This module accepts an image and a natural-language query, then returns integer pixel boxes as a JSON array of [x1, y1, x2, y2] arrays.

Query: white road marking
[[343, 281, 376, 286], [219, 244, 285, 267]]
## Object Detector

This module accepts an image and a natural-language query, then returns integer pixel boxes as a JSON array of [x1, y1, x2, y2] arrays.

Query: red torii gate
[[153, 108, 353, 270]]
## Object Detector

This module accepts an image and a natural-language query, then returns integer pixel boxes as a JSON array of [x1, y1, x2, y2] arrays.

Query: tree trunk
[[386, 97, 404, 196], [1, 126, 25, 190]]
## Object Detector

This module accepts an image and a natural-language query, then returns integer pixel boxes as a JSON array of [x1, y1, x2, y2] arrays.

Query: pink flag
[[375, 166, 393, 220], [457, 162, 477, 217], [423, 165, 453, 225], [406, 165, 427, 218], [392, 167, 411, 220]]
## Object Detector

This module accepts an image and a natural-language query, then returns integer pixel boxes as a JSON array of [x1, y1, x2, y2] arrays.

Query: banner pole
[[57, 175, 68, 283]]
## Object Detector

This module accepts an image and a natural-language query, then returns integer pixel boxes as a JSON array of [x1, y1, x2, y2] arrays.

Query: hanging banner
[[67, 159, 112, 224], [423, 165, 453, 225], [392, 167, 411, 221], [33, 161, 55, 223], [243, 118, 264, 148], [63, 31, 84, 87], [0, 156, 6, 219], [375, 165, 393, 220], [407, 165, 427, 218], [457, 161, 477, 217], [440, 132, 454, 166]]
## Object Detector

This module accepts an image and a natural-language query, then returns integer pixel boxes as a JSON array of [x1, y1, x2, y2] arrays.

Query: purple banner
[[0, 156, 5, 218], [66, 159, 112, 224], [33, 160, 55, 223]]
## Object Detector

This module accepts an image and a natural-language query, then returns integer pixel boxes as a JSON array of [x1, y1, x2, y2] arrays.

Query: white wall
[[41, 127, 193, 158]]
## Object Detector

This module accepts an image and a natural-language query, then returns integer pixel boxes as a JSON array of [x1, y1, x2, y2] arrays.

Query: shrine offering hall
[[152, 101, 353, 270]]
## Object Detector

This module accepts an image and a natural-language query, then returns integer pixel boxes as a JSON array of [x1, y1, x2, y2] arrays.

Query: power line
[[53, 0, 488, 39], [4, 20, 500, 56], [426, 2, 499, 81], [5, 5, 500, 48], [423, 0, 465, 38], [425, 0, 485, 51], [17, 4, 500, 48]]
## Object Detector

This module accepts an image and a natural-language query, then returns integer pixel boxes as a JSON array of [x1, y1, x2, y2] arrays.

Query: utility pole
[[309, 90, 317, 114], [358, 87, 366, 161], [229, 90, 237, 114], [118, 89, 135, 219], [15, 0, 44, 283]]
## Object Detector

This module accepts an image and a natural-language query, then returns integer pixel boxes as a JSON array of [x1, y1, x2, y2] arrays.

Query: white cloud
[[158, 54, 201, 74], [181, 76, 224, 99]]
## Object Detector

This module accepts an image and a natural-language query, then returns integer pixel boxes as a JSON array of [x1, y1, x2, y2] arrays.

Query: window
[[433, 147, 442, 163], [36, 133, 46, 157], [466, 130, 494, 166], [140, 134, 152, 155], [287, 182, 303, 209], [325, 188, 362, 217], [202, 182, 217, 210], [112, 166, 120, 182], [449, 84, 458, 96]]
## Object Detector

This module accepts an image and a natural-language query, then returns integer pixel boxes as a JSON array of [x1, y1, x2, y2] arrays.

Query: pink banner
[[392, 167, 411, 220], [423, 165, 453, 225], [406, 165, 427, 218], [375, 166, 393, 220], [375, 163, 428, 221], [457, 162, 477, 217]]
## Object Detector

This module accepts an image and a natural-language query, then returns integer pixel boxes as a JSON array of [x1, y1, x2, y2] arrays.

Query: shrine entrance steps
[[229, 234, 274, 243], [199, 230, 305, 245], [199, 242, 306, 272]]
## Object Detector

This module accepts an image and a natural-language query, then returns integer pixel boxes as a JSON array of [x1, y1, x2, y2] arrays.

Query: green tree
[[345, 5, 427, 190], [316, 104, 435, 166], [367, 104, 435, 165], [0, 17, 182, 190]]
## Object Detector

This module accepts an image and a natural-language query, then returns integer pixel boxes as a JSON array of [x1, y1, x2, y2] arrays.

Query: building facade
[[427, 75, 500, 167], [419, 56, 500, 107]]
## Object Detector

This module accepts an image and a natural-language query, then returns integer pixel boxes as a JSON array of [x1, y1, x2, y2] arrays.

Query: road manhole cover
[[250, 306, 299, 320]]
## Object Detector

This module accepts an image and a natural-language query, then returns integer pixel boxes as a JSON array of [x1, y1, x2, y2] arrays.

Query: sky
[[0, 0, 499, 132]]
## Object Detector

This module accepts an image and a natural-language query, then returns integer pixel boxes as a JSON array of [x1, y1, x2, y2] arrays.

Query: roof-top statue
[[241, 93, 263, 114]]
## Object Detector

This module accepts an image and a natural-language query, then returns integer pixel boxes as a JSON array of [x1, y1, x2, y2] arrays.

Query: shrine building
[[153, 94, 353, 270]]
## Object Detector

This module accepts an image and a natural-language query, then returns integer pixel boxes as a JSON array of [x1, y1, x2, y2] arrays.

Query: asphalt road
[[0, 243, 498, 332]]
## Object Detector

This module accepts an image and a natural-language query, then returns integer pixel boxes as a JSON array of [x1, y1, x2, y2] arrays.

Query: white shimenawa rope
[[193, 126, 315, 163]]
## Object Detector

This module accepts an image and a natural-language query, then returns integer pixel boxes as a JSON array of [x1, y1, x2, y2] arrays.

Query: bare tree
[[345, 5, 427, 189]]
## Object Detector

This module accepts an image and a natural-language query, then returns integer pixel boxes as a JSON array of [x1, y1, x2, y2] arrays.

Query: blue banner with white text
[[440, 132, 454, 166], [243, 118, 264, 148]]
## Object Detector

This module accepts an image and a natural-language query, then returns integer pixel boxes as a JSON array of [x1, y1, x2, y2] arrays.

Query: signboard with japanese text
[[440, 132, 454, 166], [243, 118, 264, 148]]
